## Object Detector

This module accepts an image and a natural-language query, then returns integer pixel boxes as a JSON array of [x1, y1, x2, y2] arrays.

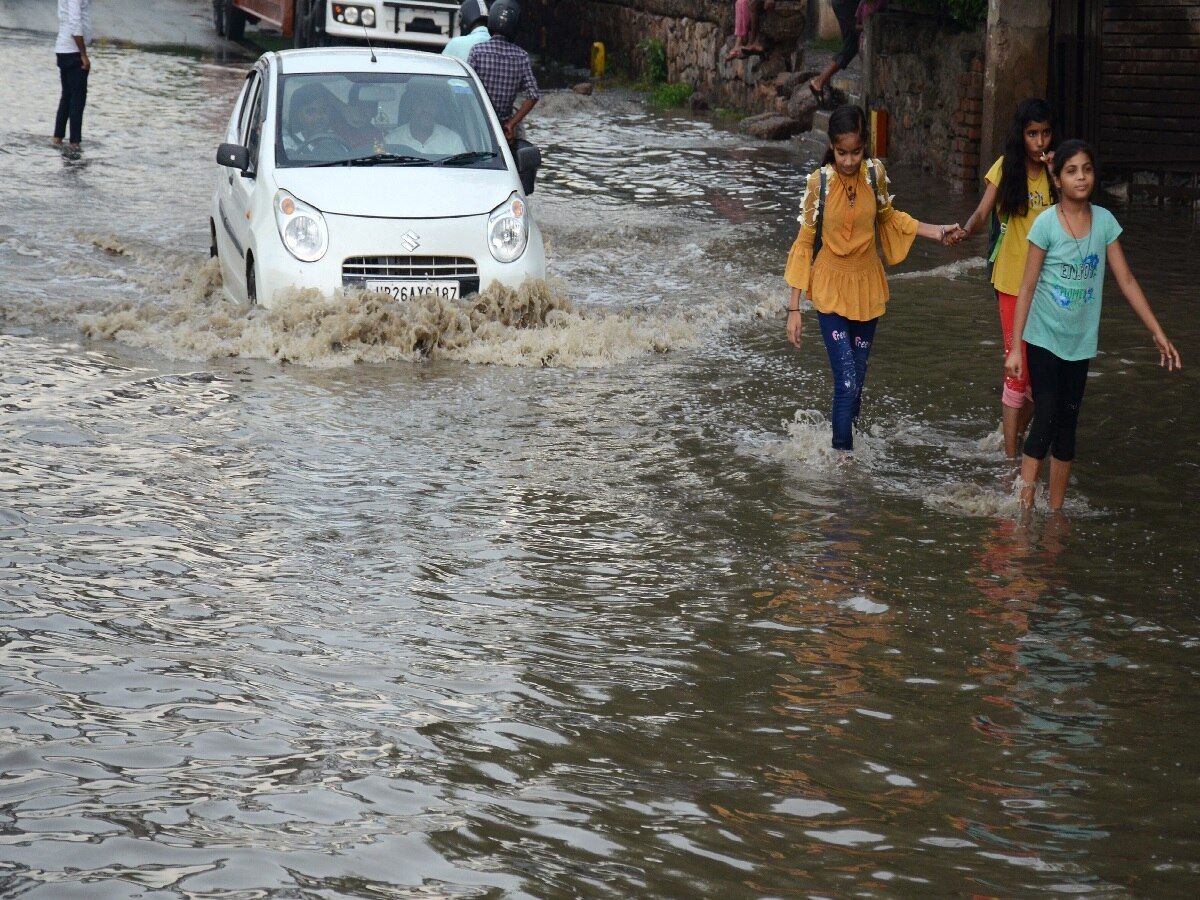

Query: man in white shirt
[[387, 81, 467, 157], [53, 0, 93, 156]]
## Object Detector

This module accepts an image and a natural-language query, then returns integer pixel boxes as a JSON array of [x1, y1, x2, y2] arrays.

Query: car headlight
[[344, 6, 359, 24], [488, 193, 528, 263], [361, 8, 375, 26], [274, 190, 328, 262]]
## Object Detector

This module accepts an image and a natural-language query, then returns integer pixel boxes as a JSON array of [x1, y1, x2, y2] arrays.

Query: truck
[[211, 0, 461, 51]]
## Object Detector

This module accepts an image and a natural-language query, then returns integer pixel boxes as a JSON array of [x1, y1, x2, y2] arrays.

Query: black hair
[[998, 98, 1055, 217], [822, 105, 870, 166], [1051, 139, 1097, 198]]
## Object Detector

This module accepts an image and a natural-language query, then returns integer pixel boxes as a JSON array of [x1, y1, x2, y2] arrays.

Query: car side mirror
[[515, 142, 541, 195], [217, 143, 251, 173]]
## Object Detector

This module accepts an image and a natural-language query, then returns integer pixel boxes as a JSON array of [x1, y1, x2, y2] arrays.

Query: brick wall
[[949, 59, 985, 193], [870, 12, 985, 193]]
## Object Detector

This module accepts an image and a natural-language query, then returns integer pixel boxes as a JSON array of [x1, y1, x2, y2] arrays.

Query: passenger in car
[[386, 81, 467, 157], [343, 82, 386, 152]]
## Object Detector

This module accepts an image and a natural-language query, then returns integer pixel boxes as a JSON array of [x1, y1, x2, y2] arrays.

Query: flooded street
[[2, 27, 1199, 899]]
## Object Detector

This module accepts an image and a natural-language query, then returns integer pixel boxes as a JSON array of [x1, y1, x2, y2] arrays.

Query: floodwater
[[2, 29, 1199, 899]]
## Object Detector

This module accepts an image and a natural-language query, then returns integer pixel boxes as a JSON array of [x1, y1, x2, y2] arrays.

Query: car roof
[[273, 47, 470, 77]]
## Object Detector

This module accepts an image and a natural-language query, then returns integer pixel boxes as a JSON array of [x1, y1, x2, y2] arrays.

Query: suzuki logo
[[401, 230, 421, 252]]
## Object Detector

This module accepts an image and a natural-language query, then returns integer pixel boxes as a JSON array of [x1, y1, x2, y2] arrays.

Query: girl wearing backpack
[[784, 105, 960, 452], [958, 98, 1056, 458]]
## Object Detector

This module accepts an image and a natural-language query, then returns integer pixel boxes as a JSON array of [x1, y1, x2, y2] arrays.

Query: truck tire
[[212, 0, 227, 36], [293, 0, 312, 47], [227, 1, 247, 41], [311, 1, 330, 46]]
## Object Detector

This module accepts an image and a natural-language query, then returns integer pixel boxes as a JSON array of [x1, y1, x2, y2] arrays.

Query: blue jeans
[[817, 312, 878, 450]]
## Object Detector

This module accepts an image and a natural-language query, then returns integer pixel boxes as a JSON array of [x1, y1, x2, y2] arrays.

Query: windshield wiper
[[309, 153, 431, 168], [438, 151, 499, 166]]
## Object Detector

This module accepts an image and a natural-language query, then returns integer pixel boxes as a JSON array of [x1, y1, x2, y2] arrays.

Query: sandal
[[808, 81, 822, 102]]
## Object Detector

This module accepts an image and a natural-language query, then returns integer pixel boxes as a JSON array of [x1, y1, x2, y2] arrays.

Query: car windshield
[[275, 72, 503, 169]]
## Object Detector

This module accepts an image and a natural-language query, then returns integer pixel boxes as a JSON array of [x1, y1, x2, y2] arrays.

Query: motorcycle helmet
[[487, 0, 520, 41], [459, 0, 489, 31]]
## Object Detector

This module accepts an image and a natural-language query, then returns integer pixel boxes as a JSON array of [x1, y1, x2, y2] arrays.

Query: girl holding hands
[[1005, 140, 1181, 510], [958, 98, 1056, 458], [785, 105, 961, 452]]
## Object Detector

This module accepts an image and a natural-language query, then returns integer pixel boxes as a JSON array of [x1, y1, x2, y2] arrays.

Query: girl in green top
[[959, 99, 1056, 458], [1005, 140, 1181, 511]]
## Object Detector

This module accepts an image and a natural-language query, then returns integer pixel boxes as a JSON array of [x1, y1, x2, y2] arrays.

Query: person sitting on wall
[[728, 0, 769, 61], [443, 0, 491, 62]]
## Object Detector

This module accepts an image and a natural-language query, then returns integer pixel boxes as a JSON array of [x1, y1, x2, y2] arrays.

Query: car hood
[[273, 167, 517, 218]]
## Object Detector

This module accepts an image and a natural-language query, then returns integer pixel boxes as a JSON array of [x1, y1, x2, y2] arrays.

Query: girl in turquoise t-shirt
[[1006, 140, 1182, 511]]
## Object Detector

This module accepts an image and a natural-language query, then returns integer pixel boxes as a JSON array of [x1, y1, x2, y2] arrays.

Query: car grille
[[342, 256, 481, 295]]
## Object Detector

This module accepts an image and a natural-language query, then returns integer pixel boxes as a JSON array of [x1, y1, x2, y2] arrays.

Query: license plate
[[367, 281, 459, 301]]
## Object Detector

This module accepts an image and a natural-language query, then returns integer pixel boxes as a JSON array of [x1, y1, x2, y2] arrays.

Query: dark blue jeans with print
[[817, 311, 878, 451]]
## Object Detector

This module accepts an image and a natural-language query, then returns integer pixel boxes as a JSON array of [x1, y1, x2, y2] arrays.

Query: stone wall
[[523, 1, 986, 189], [523, 0, 810, 112], [868, 12, 985, 191]]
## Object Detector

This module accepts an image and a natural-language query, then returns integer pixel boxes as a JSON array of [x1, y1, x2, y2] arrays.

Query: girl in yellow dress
[[785, 105, 959, 451], [958, 98, 1056, 458]]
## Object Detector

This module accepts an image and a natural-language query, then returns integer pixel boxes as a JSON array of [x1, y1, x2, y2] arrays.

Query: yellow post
[[591, 41, 606, 78]]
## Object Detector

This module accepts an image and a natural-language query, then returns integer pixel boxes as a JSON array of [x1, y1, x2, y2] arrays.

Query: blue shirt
[[1024, 204, 1123, 361], [442, 25, 491, 62], [467, 35, 540, 122]]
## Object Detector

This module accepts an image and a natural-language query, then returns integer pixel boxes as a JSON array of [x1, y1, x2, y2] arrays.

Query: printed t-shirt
[[1023, 204, 1122, 361], [984, 156, 1052, 296]]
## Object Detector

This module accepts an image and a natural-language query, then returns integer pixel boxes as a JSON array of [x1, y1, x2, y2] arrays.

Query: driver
[[283, 82, 360, 154], [386, 80, 466, 157]]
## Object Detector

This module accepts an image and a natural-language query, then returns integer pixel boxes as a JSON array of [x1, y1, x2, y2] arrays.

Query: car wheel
[[213, 0, 227, 36], [227, 1, 247, 41], [246, 255, 258, 306]]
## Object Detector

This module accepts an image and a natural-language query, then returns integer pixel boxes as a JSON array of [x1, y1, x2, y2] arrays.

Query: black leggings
[[1022, 342, 1090, 462], [55, 52, 89, 145], [833, 0, 860, 70]]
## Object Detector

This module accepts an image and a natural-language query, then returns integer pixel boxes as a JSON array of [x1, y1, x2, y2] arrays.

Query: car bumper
[[255, 210, 545, 308], [326, 1, 457, 47]]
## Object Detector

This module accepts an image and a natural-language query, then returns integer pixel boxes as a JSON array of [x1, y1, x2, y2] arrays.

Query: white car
[[210, 47, 544, 308]]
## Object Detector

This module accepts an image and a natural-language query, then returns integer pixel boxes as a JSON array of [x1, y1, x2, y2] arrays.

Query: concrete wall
[[981, 0, 1052, 168], [867, 12, 986, 191]]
